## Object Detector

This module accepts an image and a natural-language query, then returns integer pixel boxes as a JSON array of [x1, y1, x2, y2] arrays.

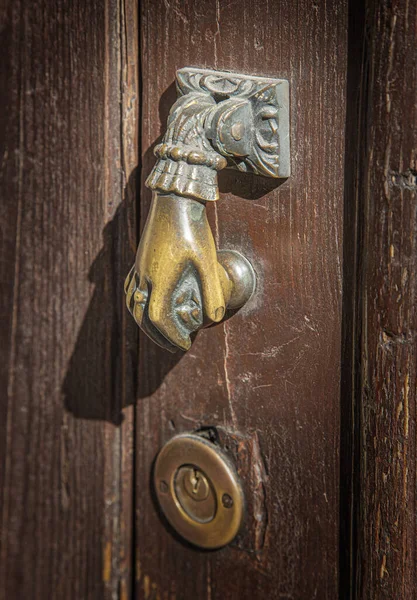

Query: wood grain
[[339, 1, 366, 595], [136, 1, 347, 598], [354, 0, 417, 597], [0, 1, 138, 598]]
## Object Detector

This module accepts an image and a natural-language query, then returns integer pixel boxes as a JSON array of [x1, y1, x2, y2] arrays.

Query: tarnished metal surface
[[154, 433, 244, 549]]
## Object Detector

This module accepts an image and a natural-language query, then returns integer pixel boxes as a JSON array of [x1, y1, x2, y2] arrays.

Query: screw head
[[222, 493, 234, 509]]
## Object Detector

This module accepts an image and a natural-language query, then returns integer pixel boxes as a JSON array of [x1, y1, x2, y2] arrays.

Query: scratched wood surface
[[0, 1, 138, 598], [136, 1, 347, 598], [353, 0, 417, 597]]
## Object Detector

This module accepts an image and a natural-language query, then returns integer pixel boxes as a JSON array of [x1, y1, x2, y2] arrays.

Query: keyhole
[[191, 469, 200, 494], [173, 465, 216, 524], [176, 465, 211, 503], [185, 467, 210, 501]]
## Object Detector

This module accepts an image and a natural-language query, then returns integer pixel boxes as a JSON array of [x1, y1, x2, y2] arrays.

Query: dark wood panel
[[0, 1, 138, 598], [355, 0, 417, 597], [339, 0, 366, 596], [136, 1, 347, 598]]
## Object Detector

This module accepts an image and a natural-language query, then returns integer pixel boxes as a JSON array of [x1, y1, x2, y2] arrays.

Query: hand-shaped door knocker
[[125, 67, 290, 351]]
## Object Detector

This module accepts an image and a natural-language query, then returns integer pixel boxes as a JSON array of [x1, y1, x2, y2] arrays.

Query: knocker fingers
[[195, 258, 228, 324], [148, 275, 196, 352], [145, 259, 228, 351], [125, 266, 147, 325], [125, 267, 177, 352]]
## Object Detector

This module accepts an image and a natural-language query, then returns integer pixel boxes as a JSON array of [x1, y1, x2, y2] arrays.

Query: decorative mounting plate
[[177, 67, 290, 179]]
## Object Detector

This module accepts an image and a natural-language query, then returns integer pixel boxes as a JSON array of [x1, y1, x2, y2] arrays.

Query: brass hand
[[125, 193, 232, 351]]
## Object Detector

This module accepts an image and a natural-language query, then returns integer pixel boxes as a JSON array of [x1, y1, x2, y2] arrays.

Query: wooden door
[[1, 0, 416, 599], [1, 1, 139, 598], [135, 1, 346, 598]]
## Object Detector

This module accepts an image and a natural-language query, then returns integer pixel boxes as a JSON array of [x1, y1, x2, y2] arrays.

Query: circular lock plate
[[154, 433, 244, 549]]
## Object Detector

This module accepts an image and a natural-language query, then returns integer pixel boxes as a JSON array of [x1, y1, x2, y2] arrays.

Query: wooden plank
[[0, 1, 138, 598], [339, 1, 366, 595], [354, 0, 417, 597], [136, 1, 347, 597]]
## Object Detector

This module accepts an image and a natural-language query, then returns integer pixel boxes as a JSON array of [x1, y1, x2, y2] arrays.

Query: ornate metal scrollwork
[[125, 67, 290, 351]]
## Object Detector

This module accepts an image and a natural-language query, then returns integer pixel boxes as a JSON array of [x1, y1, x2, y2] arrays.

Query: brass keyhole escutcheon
[[154, 433, 244, 549]]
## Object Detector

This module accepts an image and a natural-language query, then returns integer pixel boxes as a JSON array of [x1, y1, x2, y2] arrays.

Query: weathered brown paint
[[1, 0, 415, 598], [136, 1, 347, 597], [0, 1, 138, 598], [353, 0, 417, 597]]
